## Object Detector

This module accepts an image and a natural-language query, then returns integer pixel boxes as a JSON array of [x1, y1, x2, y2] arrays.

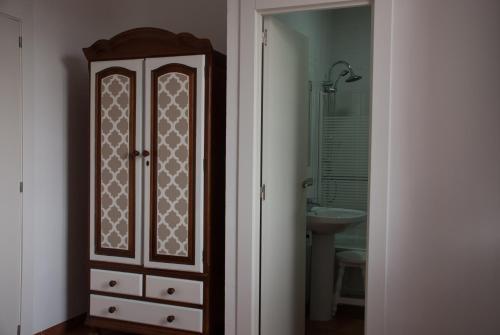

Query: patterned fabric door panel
[[151, 65, 196, 264], [90, 60, 143, 265], [144, 56, 205, 272]]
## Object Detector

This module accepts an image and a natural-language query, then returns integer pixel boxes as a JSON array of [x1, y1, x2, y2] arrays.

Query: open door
[[260, 17, 308, 335]]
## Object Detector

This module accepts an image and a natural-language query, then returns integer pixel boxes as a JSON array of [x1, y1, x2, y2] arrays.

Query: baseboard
[[34, 313, 86, 335]]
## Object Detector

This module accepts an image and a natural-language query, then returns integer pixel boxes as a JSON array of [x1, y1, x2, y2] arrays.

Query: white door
[[260, 17, 309, 335], [0, 14, 22, 335], [143, 55, 205, 273]]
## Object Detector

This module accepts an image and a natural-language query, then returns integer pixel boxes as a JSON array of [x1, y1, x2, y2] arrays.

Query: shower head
[[323, 60, 362, 93], [345, 73, 362, 82]]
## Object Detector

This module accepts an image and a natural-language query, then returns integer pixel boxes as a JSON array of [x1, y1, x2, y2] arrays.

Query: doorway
[[260, 5, 371, 335], [0, 12, 23, 335]]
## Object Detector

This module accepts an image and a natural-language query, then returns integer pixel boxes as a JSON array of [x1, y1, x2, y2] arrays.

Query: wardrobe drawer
[[146, 275, 203, 305], [90, 294, 203, 333], [90, 269, 142, 296]]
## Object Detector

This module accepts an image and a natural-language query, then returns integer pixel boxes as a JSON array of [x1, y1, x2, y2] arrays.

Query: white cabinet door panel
[[90, 59, 143, 265], [143, 55, 205, 273]]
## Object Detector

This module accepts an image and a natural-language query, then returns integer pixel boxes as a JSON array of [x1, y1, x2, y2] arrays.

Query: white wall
[[229, 0, 500, 334], [385, 0, 500, 334], [30, 0, 226, 332]]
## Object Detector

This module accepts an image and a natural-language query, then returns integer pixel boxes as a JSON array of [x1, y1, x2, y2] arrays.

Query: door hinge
[[17, 325, 20, 335], [19, 182, 23, 193], [19, 36, 22, 48], [262, 29, 268, 46], [260, 184, 266, 200]]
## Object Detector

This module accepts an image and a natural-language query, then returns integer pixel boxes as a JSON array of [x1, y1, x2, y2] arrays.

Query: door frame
[[226, 0, 393, 334]]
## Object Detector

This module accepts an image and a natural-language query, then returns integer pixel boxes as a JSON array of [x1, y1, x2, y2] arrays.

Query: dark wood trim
[[89, 290, 203, 309], [95, 67, 136, 258], [34, 313, 86, 335], [202, 54, 213, 335], [87, 316, 201, 335], [208, 53, 227, 335], [150, 63, 197, 266], [90, 261, 207, 281], [83, 28, 213, 62]]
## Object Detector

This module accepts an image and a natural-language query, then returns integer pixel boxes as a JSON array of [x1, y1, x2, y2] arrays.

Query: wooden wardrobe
[[83, 28, 225, 335]]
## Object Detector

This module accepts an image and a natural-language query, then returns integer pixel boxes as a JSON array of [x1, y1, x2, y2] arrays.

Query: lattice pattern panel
[[155, 72, 190, 257], [99, 74, 131, 250]]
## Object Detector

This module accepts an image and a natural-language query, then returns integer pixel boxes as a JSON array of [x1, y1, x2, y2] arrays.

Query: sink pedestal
[[307, 207, 366, 321], [309, 233, 336, 321]]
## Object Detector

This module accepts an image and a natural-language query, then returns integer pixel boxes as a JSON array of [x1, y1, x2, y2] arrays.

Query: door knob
[[142, 150, 150, 157], [130, 150, 140, 159]]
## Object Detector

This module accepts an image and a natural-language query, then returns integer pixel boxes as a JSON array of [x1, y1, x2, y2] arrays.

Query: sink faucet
[[307, 198, 320, 212]]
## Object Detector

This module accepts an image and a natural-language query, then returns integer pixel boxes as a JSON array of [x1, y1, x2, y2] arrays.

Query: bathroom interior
[[276, 5, 371, 335]]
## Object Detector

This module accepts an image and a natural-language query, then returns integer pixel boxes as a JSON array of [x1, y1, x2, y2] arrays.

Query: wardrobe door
[[90, 60, 143, 265], [144, 55, 205, 272]]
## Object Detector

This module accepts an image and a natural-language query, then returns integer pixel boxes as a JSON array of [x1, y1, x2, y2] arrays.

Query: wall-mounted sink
[[307, 207, 366, 235], [307, 207, 367, 321]]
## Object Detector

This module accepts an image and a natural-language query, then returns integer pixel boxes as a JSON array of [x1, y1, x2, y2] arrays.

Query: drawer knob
[[108, 306, 117, 314], [108, 280, 117, 287], [166, 315, 175, 323], [167, 287, 175, 295]]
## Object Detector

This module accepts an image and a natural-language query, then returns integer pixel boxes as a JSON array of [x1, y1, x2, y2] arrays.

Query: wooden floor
[[66, 328, 125, 335], [66, 306, 363, 335], [306, 305, 364, 335]]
